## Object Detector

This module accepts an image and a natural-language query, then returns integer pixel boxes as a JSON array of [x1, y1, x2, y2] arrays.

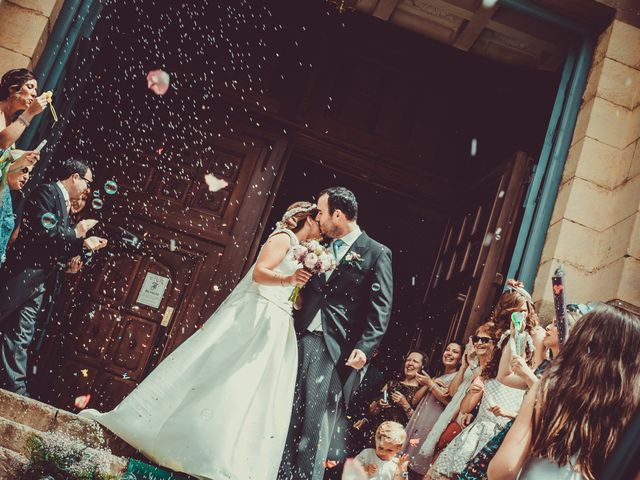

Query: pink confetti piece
[[147, 69, 171, 96], [74, 394, 91, 409], [205, 173, 229, 192], [324, 460, 337, 469]]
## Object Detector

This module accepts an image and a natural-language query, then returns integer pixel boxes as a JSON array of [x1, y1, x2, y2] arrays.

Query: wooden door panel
[[109, 317, 157, 377], [38, 127, 287, 410], [71, 304, 121, 362], [90, 255, 141, 306], [91, 372, 136, 411], [422, 151, 531, 361]]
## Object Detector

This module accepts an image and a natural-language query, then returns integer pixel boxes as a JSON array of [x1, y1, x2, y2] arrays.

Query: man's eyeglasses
[[472, 336, 493, 344], [81, 176, 93, 189]]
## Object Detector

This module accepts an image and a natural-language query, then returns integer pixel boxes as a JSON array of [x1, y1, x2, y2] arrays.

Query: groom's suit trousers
[[279, 332, 345, 480]]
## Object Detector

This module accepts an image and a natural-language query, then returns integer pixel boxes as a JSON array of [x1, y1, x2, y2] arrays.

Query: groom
[[279, 187, 393, 480]]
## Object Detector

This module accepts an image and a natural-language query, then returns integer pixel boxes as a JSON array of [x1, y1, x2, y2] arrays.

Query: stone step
[[0, 445, 27, 479], [0, 388, 136, 457], [0, 416, 128, 476]]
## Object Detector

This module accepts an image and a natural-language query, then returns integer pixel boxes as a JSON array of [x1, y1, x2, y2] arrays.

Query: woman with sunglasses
[[458, 303, 589, 480], [426, 321, 525, 480]]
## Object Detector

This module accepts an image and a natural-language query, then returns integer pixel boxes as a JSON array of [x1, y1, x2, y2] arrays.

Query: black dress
[[361, 379, 420, 447]]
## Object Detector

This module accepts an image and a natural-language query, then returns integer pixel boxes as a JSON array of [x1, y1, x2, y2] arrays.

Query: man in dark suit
[[0, 158, 107, 395], [279, 187, 393, 480]]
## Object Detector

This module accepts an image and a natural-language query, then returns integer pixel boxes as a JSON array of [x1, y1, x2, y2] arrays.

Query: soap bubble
[[371, 283, 381, 292], [92, 198, 104, 210], [104, 180, 118, 195], [201, 408, 213, 421], [41, 212, 58, 229]]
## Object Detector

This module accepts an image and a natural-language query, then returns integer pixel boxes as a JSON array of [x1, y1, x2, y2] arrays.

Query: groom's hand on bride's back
[[346, 348, 367, 370]]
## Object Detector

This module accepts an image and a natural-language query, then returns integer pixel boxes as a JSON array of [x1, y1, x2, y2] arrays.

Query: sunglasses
[[472, 336, 493, 344]]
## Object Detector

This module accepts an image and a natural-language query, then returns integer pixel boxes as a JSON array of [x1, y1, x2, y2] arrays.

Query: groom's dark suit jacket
[[0, 182, 84, 323], [294, 231, 393, 384]]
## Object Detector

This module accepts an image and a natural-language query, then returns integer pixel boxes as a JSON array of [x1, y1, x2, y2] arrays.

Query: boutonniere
[[342, 251, 364, 270]]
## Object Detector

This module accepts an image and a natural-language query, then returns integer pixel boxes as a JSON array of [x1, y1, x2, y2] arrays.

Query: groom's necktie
[[332, 238, 345, 260]]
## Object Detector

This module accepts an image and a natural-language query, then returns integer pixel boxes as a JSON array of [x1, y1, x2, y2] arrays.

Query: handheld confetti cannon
[[509, 311, 527, 356], [552, 265, 568, 347]]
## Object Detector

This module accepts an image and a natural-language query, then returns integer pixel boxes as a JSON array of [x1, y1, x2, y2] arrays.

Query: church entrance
[[30, 0, 561, 409]]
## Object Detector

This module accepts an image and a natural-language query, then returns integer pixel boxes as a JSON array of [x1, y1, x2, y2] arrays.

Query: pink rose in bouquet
[[289, 240, 336, 302]]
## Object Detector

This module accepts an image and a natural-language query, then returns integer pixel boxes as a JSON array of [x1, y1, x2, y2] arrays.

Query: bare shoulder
[[264, 231, 293, 249]]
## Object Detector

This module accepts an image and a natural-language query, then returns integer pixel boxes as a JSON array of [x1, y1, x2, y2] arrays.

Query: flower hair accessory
[[276, 203, 317, 230]]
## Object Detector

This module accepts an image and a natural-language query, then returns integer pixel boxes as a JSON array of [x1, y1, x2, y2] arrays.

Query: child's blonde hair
[[375, 421, 406, 446]]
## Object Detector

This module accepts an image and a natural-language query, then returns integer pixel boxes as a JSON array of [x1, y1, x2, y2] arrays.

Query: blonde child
[[354, 421, 409, 480]]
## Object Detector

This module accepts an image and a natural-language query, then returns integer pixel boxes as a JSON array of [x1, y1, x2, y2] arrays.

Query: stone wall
[[0, 0, 65, 75], [534, 19, 640, 317]]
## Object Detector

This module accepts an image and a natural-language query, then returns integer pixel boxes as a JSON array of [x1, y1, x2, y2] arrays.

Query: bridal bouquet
[[288, 240, 336, 302]]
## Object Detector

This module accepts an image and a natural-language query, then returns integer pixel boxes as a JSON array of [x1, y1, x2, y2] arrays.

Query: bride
[[80, 201, 320, 480]]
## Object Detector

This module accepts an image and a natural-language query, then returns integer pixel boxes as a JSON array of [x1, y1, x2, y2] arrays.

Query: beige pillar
[[534, 19, 640, 318], [0, 0, 65, 75]]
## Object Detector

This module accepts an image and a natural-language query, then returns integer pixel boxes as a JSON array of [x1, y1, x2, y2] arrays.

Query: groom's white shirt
[[307, 226, 362, 332]]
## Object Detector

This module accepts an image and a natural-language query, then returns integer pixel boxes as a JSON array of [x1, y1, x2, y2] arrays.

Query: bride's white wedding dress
[[80, 229, 300, 480]]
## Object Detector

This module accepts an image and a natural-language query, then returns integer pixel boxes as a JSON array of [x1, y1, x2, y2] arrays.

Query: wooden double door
[[418, 151, 532, 361], [36, 129, 288, 411]]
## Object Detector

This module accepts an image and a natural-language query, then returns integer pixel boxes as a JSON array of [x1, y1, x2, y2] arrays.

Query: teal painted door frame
[[501, 0, 599, 291]]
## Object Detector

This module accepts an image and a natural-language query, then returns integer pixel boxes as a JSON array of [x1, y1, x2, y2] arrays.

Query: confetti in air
[[204, 173, 229, 192], [74, 394, 91, 409], [147, 69, 171, 96]]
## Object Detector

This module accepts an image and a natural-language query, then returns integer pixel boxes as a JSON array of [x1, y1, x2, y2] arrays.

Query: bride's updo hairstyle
[[278, 201, 318, 233]]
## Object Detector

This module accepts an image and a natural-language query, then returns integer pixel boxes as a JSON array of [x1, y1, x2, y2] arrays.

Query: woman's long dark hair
[[0, 68, 36, 101], [530, 304, 640, 479]]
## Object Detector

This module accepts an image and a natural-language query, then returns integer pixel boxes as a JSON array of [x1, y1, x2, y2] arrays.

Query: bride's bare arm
[[252, 233, 295, 286], [252, 233, 312, 287]]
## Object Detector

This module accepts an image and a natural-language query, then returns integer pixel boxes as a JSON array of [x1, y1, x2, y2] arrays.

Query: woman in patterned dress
[[426, 325, 525, 480], [458, 304, 589, 479]]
